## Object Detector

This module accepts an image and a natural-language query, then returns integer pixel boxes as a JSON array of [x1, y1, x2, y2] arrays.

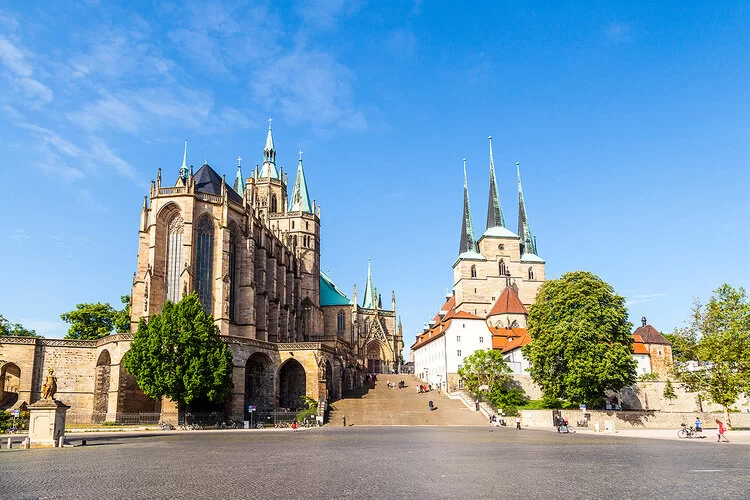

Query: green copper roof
[[178, 140, 188, 181], [486, 136, 506, 229], [362, 259, 377, 309], [320, 271, 352, 306], [517, 162, 539, 256], [233, 162, 245, 198], [289, 156, 312, 212], [260, 120, 279, 179], [459, 159, 479, 255]]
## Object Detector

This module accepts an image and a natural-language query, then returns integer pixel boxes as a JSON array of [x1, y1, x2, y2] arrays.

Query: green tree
[[663, 379, 677, 403], [123, 293, 233, 406], [522, 271, 637, 407], [457, 349, 512, 396], [0, 314, 40, 337], [61, 303, 117, 340], [663, 331, 698, 363], [113, 295, 131, 333], [673, 285, 750, 428]]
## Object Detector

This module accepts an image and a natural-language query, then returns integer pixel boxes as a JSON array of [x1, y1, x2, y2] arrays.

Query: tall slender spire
[[362, 258, 377, 309], [459, 158, 479, 255], [233, 156, 245, 198], [179, 140, 188, 180], [486, 136, 506, 229], [289, 151, 312, 212], [517, 162, 538, 256], [260, 118, 279, 179]]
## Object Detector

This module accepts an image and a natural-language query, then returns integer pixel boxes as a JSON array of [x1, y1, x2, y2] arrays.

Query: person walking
[[715, 419, 729, 442], [292, 421, 298, 432], [516, 416, 521, 430], [695, 416, 702, 434]]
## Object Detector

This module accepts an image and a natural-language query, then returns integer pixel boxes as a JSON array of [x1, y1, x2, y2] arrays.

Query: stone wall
[[520, 409, 750, 430]]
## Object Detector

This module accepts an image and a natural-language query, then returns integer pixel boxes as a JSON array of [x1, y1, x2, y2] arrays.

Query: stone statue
[[41, 369, 57, 400]]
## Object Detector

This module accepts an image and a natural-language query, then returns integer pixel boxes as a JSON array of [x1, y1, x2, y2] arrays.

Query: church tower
[[452, 139, 546, 315], [255, 120, 287, 222]]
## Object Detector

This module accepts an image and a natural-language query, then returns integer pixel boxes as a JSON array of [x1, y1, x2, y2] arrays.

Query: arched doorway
[[0, 363, 20, 409], [365, 342, 387, 374], [245, 353, 274, 415], [278, 359, 306, 410], [93, 350, 111, 422]]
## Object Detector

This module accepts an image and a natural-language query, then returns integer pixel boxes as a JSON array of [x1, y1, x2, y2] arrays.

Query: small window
[[306, 222, 309, 230], [528, 267, 534, 280], [456, 335, 461, 342], [292, 221, 295, 229], [479, 336, 484, 343], [491, 297, 495, 301], [457, 350, 462, 357], [462, 324, 465, 329], [470, 265, 477, 278], [498, 244, 504, 250], [499, 260, 506, 276], [658, 350, 662, 356]]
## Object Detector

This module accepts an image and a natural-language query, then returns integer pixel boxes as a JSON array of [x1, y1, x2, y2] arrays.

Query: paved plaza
[[3, 426, 750, 499]]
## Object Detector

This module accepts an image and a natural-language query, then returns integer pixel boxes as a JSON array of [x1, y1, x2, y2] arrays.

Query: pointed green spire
[[179, 140, 188, 180], [289, 151, 312, 212], [517, 162, 538, 256], [459, 158, 479, 255], [486, 136, 506, 229], [260, 118, 279, 179], [233, 156, 244, 198], [362, 258, 377, 309]]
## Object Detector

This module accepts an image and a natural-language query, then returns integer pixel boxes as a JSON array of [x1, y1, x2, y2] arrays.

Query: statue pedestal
[[27, 399, 70, 448]]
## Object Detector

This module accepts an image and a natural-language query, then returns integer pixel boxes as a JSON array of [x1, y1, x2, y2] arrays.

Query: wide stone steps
[[328, 375, 488, 426]]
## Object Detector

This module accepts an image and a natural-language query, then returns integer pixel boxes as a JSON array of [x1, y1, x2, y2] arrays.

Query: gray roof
[[194, 164, 243, 204]]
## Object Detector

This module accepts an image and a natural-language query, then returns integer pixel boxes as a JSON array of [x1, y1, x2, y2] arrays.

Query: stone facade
[[1, 124, 402, 421]]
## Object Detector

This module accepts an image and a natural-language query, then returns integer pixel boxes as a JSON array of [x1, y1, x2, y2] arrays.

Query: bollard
[[6, 437, 10, 449], [58, 436, 65, 448]]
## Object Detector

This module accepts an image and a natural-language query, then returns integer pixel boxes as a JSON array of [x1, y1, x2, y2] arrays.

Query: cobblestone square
[[3, 426, 750, 499]]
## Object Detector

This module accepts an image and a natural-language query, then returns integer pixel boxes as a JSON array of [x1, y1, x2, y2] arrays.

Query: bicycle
[[678, 423, 697, 438], [159, 422, 175, 431]]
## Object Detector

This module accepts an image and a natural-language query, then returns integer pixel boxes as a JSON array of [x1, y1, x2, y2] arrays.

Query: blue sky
[[1, 1, 749, 351]]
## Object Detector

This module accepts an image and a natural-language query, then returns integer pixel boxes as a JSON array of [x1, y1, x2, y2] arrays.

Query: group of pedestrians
[[416, 384, 432, 394], [387, 380, 407, 389]]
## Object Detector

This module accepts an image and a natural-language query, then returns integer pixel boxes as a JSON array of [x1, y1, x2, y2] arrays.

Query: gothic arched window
[[166, 214, 184, 303], [499, 260, 506, 277], [228, 226, 238, 321], [470, 265, 477, 278], [271, 194, 278, 213], [337, 311, 345, 333], [528, 267, 534, 280], [195, 216, 215, 313]]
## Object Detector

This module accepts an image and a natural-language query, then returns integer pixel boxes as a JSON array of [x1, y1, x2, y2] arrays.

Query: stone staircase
[[328, 375, 488, 426]]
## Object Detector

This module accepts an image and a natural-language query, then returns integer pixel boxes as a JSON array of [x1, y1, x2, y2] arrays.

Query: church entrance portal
[[278, 359, 306, 410], [245, 353, 274, 416], [367, 350, 382, 374]]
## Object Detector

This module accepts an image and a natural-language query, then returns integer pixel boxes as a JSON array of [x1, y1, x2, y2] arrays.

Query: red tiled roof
[[488, 286, 528, 316], [500, 330, 531, 353], [633, 324, 671, 345], [491, 327, 527, 350], [451, 310, 485, 320], [632, 341, 649, 355]]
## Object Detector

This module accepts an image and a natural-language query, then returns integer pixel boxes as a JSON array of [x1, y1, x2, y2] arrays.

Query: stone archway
[[365, 341, 389, 374], [245, 352, 275, 414], [278, 359, 306, 410], [0, 363, 21, 409], [93, 350, 112, 422]]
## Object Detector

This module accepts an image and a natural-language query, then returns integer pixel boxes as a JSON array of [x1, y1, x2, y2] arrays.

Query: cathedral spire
[[179, 140, 188, 180], [459, 158, 479, 255], [233, 156, 245, 198], [289, 150, 312, 212], [362, 258, 377, 309], [486, 136, 506, 229], [517, 162, 538, 256], [260, 118, 279, 179]]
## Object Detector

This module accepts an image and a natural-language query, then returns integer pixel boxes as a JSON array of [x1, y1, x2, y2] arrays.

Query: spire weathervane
[[298, 150, 303, 161], [237, 156, 242, 167]]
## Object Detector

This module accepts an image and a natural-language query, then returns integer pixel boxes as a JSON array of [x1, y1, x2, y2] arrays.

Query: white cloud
[[0, 36, 32, 76], [625, 293, 667, 307], [18, 318, 68, 338], [168, 29, 228, 74], [251, 48, 366, 130], [67, 94, 143, 133], [297, 0, 359, 30], [9, 228, 30, 241], [0, 36, 53, 107]]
